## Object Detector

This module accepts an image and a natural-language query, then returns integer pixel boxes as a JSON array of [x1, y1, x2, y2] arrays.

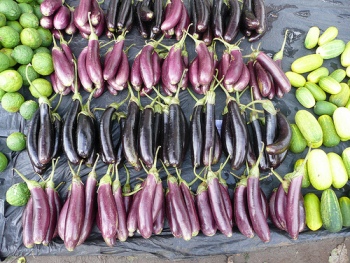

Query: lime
[[20, 28, 41, 49], [31, 52, 53, 75], [1, 91, 25, 112], [0, 152, 8, 172], [0, 0, 21, 21], [6, 132, 26, 151], [33, 46, 50, 54], [19, 12, 38, 28], [36, 27, 52, 47], [0, 52, 10, 72], [17, 0, 34, 3], [29, 78, 52, 98], [1, 48, 17, 67], [6, 20, 23, 33], [32, 4, 42, 20], [18, 3, 33, 14], [17, 64, 38, 86], [0, 90, 6, 101], [11, 44, 33, 64], [19, 99, 38, 120], [0, 13, 6, 27], [0, 26, 20, 48], [0, 69, 23, 92]]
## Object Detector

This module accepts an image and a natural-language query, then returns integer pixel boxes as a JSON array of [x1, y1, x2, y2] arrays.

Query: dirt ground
[[5, 236, 350, 263]]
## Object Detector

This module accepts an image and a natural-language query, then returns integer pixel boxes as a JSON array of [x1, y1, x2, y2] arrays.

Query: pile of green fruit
[[0, 0, 53, 118]]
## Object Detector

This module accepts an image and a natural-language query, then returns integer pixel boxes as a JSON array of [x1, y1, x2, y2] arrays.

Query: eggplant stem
[[123, 164, 130, 185], [54, 181, 66, 191], [109, 92, 131, 110], [273, 29, 289, 62], [52, 93, 63, 113], [270, 168, 284, 184], [193, 166, 206, 182]]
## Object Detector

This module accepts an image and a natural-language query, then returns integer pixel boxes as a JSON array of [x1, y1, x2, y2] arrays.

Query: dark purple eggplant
[[221, 110, 234, 160], [140, 0, 154, 21], [247, 60, 262, 100], [190, 97, 205, 168], [99, 107, 117, 164], [63, 99, 82, 165], [212, 0, 224, 38], [274, 181, 288, 231], [252, 0, 266, 34], [265, 112, 292, 155], [195, 0, 210, 33], [151, 0, 163, 36], [76, 112, 95, 159], [106, 0, 120, 32], [203, 90, 216, 167], [138, 104, 155, 168], [254, 60, 272, 97], [135, 0, 149, 38], [223, 0, 241, 43], [116, 0, 132, 29]]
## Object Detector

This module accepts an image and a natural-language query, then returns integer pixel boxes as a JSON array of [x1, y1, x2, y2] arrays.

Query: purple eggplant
[[161, 0, 183, 31], [53, 5, 71, 30], [40, 0, 64, 17], [113, 167, 128, 242], [22, 197, 34, 248], [126, 183, 143, 236]]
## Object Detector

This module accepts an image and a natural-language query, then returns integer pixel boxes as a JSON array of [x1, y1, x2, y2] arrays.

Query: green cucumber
[[318, 76, 342, 94], [307, 149, 332, 190], [285, 71, 306, 88], [291, 54, 323, 74], [304, 193, 322, 231], [304, 26, 320, 49], [317, 115, 340, 147], [329, 82, 350, 107], [295, 110, 323, 148], [327, 152, 348, 189], [294, 158, 310, 188], [296, 87, 315, 108], [320, 188, 343, 233], [316, 39, 346, 59], [307, 67, 329, 83], [318, 26, 338, 46], [305, 82, 326, 101], [313, 101, 338, 116], [289, 123, 307, 154], [332, 107, 350, 141], [329, 68, 346, 83], [341, 147, 350, 179], [341, 41, 350, 67], [339, 196, 350, 227]]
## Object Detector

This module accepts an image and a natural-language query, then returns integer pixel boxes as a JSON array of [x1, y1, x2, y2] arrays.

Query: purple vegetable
[[53, 5, 71, 30], [40, 0, 64, 17]]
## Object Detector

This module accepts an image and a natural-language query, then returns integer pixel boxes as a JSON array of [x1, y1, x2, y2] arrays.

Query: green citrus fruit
[[0, 0, 21, 21], [0, 52, 10, 72], [0, 90, 6, 101], [11, 44, 33, 64], [6, 20, 23, 33], [6, 131, 26, 151], [29, 78, 52, 98], [0, 13, 6, 27], [36, 27, 52, 47], [19, 99, 38, 120], [20, 28, 41, 49], [17, 64, 39, 86], [31, 52, 53, 75], [0, 69, 23, 92], [33, 46, 50, 54], [1, 48, 17, 67], [1, 91, 25, 112], [32, 5, 42, 20], [18, 3, 33, 14], [0, 152, 8, 172], [19, 12, 38, 28], [0, 26, 20, 48]]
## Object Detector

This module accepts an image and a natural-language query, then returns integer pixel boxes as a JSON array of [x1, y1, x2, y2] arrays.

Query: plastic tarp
[[1, 0, 350, 259]]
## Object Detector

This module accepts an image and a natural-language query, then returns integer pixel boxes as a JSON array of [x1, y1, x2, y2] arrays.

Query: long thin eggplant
[[22, 197, 34, 248], [190, 98, 205, 168], [161, 0, 183, 31], [151, 0, 163, 35], [116, 0, 132, 29], [223, 0, 241, 43], [212, 0, 224, 38], [106, 0, 120, 32], [113, 167, 128, 242], [99, 107, 117, 164], [268, 188, 284, 230], [126, 183, 142, 236], [138, 104, 155, 168], [76, 112, 96, 159], [203, 90, 216, 167]]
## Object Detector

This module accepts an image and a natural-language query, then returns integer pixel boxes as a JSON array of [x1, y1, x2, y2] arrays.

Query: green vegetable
[[320, 188, 343, 233], [5, 182, 30, 206], [307, 149, 332, 190], [304, 193, 322, 231]]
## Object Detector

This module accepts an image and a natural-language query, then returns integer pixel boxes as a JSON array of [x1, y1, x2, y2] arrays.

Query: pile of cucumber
[[287, 26, 350, 234]]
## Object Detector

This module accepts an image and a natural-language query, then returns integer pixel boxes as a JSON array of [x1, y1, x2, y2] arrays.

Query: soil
[[5, 236, 350, 263]]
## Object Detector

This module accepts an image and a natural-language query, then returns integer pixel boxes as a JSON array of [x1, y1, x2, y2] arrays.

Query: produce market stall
[[1, 0, 350, 260]]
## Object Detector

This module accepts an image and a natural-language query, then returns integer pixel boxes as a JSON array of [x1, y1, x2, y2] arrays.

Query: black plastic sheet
[[1, 0, 350, 259]]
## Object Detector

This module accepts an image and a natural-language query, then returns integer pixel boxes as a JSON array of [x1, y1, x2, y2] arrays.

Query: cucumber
[[317, 115, 340, 147], [305, 82, 326, 101], [295, 110, 323, 148], [291, 54, 323, 74], [289, 123, 307, 154], [316, 39, 346, 59], [339, 196, 350, 227], [304, 193, 322, 231], [341, 147, 350, 179], [320, 188, 343, 233], [318, 76, 342, 94], [307, 67, 329, 83], [318, 26, 338, 46], [313, 101, 338, 116], [329, 82, 350, 107], [294, 158, 310, 188], [327, 152, 348, 189], [332, 107, 350, 141], [341, 41, 350, 67], [304, 26, 320, 49], [307, 149, 332, 190], [285, 71, 306, 88], [347, 66, 350, 78], [329, 68, 346, 83], [295, 87, 315, 108]]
